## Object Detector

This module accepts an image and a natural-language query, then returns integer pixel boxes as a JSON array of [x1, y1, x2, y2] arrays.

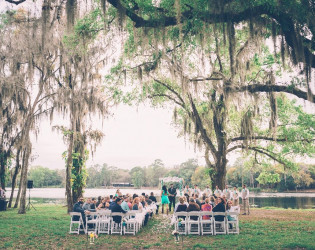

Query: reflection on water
[[250, 197, 315, 209], [5, 188, 315, 209]]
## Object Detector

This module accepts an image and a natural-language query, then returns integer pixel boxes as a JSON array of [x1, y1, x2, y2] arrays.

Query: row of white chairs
[[70, 208, 153, 235], [173, 211, 239, 235]]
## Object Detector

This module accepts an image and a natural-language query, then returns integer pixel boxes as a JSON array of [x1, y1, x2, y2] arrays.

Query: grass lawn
[[0, 205, 314, 249]]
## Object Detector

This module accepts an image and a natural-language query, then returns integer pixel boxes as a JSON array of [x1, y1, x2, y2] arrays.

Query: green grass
[[0, 205, 314, 249]]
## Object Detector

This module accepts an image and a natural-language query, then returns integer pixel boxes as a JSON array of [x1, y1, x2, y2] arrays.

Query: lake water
[[6, 188, 315, 209]]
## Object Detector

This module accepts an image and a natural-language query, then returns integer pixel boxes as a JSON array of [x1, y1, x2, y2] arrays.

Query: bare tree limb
[[5, 0, 27, 5], [226, 83, 315, 103]]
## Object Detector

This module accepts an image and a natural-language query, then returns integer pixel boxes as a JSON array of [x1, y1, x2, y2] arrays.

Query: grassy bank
[[0, 205, 314, 249]]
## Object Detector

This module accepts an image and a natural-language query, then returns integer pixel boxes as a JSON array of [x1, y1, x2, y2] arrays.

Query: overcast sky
[[30, 104, 205, 170]]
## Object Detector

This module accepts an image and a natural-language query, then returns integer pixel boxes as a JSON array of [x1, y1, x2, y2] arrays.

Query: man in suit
[[241, 184, 250, 215], [110, 197, 127, 224], [168, 183, 177, 212], [73, 197, 90, 226]]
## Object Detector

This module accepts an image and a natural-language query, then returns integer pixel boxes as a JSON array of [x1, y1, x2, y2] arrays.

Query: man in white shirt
[[184, 185, 191, 197], [213, 185, 222, 198], [192, 184, 201, 197], [241, 184, 250, 215], [223, 185, 231, 200], [203, 185, 212, 197], [232, 186, 239, 206]]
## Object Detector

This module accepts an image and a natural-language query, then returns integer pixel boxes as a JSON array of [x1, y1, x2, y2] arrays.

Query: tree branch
[[5, 0, 27, 5], [226, 83, 315, 103], [153, 78, 186, 107], [230, 136, 315, 144], [107, 1, 315, 68], [227, 145, 286, 165], [147, 94, 185, 109], [188, 93, 218, 157]]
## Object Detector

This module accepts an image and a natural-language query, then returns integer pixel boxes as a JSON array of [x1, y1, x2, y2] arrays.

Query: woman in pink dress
[[201, 198, 212, 220]]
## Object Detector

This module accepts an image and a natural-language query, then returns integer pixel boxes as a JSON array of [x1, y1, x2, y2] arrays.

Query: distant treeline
[[5, 158, 315, 191]]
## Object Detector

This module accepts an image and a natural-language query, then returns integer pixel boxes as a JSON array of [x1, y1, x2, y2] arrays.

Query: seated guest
[[98, 197, 110, 210], [212, 197, 226, 221], [201, 193, 207, 203], [140, 196, 146, 208], [201, 198, 212, 220], [110, 195, 113, 202], [175, 197, 188, 217], [149, 192, 159, 214], [132, 197, 142, 212], [226, 200, 237, 229], [209, 196, 215, 207], [175, 196, 188, 212], [145, 195, 152, 205], [132, 197, 149, 225], [96, 196, 102, 207], [109, 196, 117, 210], [110, 197, 127, 224], [128, 197, 133, 209], [121, 196, 130, 212], [194, 194, 202, 208], [73, 197, 90, 226], [82, 198, 93, 211], [184, 193, 189, 203], [149, 192, 157, 203], [186, 197, 200, 220], [90, 198, 97, 210]]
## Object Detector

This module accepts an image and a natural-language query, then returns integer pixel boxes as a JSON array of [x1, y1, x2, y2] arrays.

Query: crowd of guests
[[161, 183, 250, 221], [73, 189, 158, 226], [73, 183, 250, 227]]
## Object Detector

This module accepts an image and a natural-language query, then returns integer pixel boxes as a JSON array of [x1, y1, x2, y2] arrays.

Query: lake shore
[[5, 187, 315, 199], [0, 205, 314, 249]]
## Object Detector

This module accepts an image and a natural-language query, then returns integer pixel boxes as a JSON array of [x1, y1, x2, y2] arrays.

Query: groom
[[168, 183, 177, 212]]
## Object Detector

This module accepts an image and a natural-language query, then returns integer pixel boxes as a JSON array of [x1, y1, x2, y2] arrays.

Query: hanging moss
[[227, 22, 235, 80], [268, 73, 277, 139], [173, 107, 177, 123], [100, 0, 107, 16], [66, 0, 77, 31], [271, 20, 277, 59], [240, 109, 253, 148]]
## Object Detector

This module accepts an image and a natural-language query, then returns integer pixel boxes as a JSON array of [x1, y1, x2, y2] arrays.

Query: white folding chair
[[187, 212, 200, 235], [200, 211, 213, 235], [69, 212, 85, 234], [98, 210, 111, 234], [110, 212, 124, 235], [174, 212, 188, 235], [213, 212, 226, 235], [226, 211, 239, 234], [123, 211, 138, 235], [85, 212, 99, 234]]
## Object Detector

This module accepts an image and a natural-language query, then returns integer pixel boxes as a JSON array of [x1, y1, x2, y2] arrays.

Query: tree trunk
[[8, 148, 21, 208], [18, 140, 31, 214], [213, 157, 228, 190], [14, 173, 23, 208], [205, 149, 228, 190], [0, 151, 8, 189], [65, 118, 74, 213]]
